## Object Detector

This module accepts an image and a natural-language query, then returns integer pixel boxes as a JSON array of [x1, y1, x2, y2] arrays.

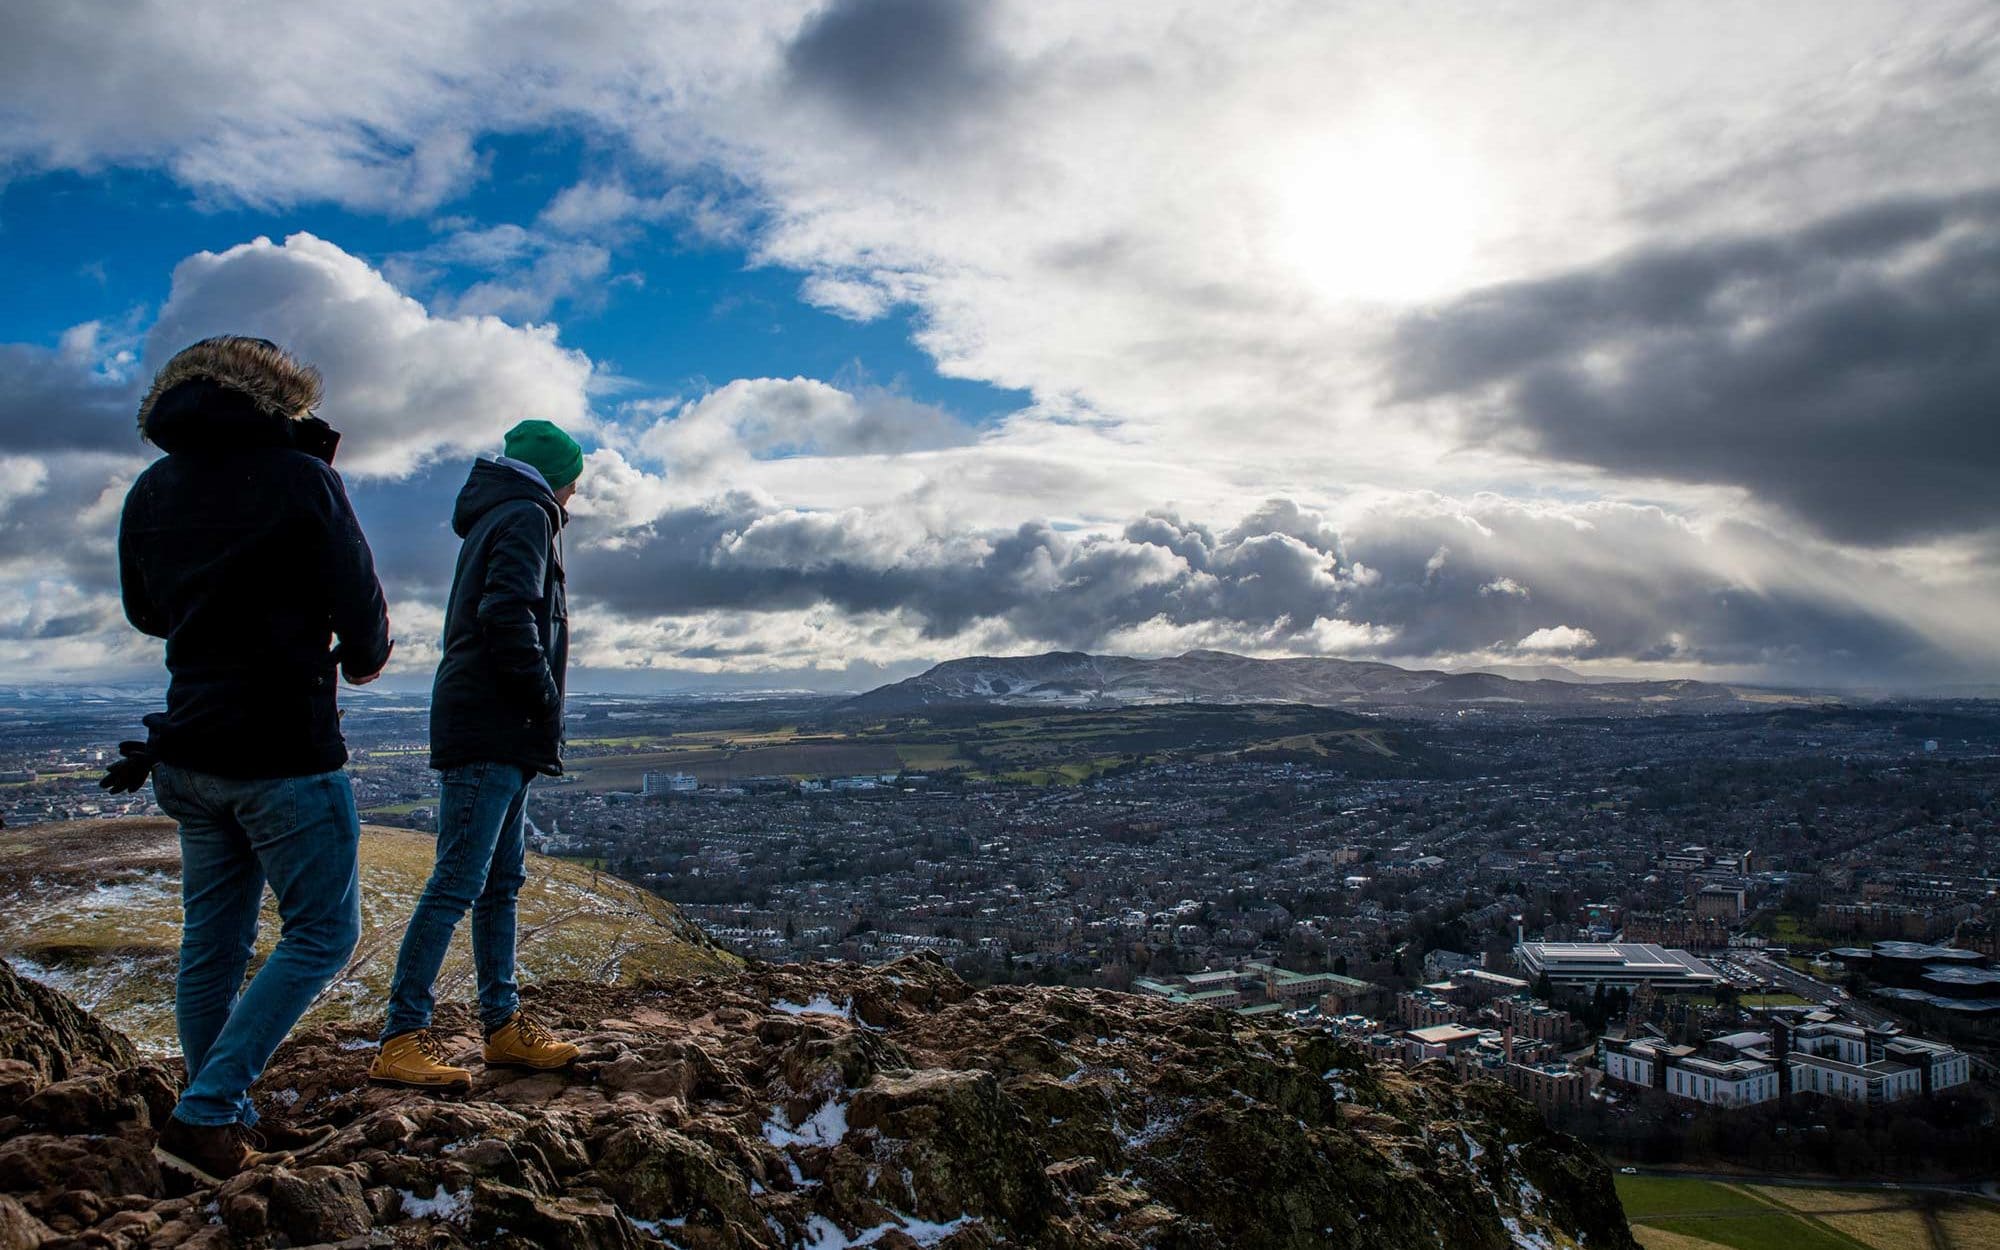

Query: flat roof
[[1409, 1024, 1483, 1043], [1516, 942, 1719, 982]]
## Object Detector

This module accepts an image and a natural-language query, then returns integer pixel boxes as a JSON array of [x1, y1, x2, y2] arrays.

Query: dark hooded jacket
[[428, 459, 568, 775], [118, 339, 392, 779]]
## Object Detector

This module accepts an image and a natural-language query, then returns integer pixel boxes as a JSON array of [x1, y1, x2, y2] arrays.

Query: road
[[1733, 951, 1900, 1029]]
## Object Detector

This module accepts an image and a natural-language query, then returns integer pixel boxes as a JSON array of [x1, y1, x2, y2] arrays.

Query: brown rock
[[266, 1166, 371, 1244], [468, 1180, 639, 1250], [220, 1188, 268, 1241], [0, 1194, 55, 1250], [0, 1137, 158, 1202], [0, 960, 137, 1085]]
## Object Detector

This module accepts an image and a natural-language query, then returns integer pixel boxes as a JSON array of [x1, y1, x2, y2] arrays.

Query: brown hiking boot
[[368, 1029, 473, 1091], [482, 1011, 579, 1072], [155, 1117, 291, 1185], [248, 1116, 337, 1158]]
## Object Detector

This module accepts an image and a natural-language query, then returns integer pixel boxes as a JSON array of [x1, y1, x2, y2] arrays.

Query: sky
[[1, 0, 1997, 694]]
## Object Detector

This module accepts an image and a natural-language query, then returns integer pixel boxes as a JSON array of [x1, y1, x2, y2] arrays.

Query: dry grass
[[1940, 1205, 2000, 1250], [1817, 1208, 1934, 1250], [1, 817, 738, 1052], [1631, 1229, 1733, 1250], [1747, 1186, 1891, 1214]]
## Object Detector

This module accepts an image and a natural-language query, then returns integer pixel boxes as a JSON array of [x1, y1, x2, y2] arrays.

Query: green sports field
[[1618, 1174, 2000, 1250]]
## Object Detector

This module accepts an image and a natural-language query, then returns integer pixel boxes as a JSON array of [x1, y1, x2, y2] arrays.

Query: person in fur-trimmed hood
[[116, 335, 391, 1184]]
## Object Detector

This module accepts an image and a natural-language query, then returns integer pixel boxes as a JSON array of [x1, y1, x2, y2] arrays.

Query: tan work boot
[[482, 1011, 579, 1072], [368, 1029, 473, 1091], [155, 1118, 292, 1185]]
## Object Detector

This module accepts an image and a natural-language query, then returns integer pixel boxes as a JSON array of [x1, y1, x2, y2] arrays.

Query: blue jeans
[[381, 762, 533, 1040], [152, 764, 362, 1127]]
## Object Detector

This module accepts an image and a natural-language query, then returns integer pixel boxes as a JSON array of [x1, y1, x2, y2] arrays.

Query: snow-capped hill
[[845, 649, 1742, 714]]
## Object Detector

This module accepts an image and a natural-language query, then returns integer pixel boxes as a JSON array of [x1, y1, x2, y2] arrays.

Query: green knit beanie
[[502, 419, 584, 490]]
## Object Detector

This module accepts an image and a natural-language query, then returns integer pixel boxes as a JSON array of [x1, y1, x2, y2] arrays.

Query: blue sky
[[0, 145, 1027, 426], [1, 1, 1997, 692]]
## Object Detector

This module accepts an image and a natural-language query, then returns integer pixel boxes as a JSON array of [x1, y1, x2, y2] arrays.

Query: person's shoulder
[[491, 496, 554, 531]]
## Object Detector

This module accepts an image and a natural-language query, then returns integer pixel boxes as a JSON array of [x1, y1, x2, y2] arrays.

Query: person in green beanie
[[370, 420, 585, 1089]]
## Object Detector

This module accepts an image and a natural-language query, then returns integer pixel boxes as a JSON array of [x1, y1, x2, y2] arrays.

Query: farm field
[[1619, 1175, 2000, 1250]]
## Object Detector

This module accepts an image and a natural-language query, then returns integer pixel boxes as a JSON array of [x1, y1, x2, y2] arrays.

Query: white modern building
[[1787, 1019, 1972, 1104], [1515, 941, 1721, 991], [1600, 1032, 1779, 1107], [641, 770, 699, 796]]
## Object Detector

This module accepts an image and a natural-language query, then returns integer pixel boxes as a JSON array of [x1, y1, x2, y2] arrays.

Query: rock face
[[0, 953, 1636, 1249]]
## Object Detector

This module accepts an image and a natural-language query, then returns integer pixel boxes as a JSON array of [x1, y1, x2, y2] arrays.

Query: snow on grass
[[400, 1186, 469, 1223], [764, 1097, 850, 1149]]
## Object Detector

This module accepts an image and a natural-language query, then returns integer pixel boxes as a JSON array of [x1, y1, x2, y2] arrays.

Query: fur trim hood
[[136, 337, 323, 441]]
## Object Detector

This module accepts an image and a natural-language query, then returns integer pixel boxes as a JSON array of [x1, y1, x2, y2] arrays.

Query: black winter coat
[[429, 460, 569, 775], [118, 381, 392, 778]]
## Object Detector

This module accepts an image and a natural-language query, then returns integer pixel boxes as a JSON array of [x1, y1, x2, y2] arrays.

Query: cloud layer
[[1, 2, 1997, 688]]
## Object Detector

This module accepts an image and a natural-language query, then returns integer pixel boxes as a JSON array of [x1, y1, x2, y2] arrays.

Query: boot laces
[[513, 1013, 558, 1047], [412, 1029, 453, 1063]]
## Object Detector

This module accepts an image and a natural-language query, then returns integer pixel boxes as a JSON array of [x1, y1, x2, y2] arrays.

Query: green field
[[548, 702, 1435, 791], [1618, 1175, 2000, 1250]]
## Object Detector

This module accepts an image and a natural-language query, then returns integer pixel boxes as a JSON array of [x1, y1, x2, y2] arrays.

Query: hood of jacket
[[137, 337, 323, 455], [452, 458, 566, 538]]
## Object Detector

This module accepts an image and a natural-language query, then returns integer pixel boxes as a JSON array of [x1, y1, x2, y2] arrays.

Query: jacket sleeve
[[476, 502, 560, 716], [117, 481, 168, 639], [307, 463, 393, 681]]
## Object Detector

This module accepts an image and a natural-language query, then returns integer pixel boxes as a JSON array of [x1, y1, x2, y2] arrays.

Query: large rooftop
[[1515, 941, 1720, 985]]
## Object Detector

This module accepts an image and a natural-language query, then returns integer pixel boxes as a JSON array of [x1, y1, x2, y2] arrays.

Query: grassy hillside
[[0, 817, 738, 1051]]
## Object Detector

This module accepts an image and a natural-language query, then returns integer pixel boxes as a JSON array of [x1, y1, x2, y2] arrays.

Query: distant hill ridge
[[845, 648, 1743, 714]]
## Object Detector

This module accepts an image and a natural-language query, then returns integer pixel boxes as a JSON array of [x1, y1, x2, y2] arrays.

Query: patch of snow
[[336, 1038, 380, 1051], [400, 1186, 469, 1224], [1460, 1129, 1485, 1162], [1116, 1102, 1184, 1150], [1501, 1213, 1559, 1249], [772, 995, 853, 1020], [272, 1088, 299, 1107], [764, 1098, 849, 1149], [799, 1212, 980, 1248]]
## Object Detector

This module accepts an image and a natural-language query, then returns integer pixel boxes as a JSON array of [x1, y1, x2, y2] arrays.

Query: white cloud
[[145, 233, 596, 477], [1514, 626, 1598, 655], [631, 376, 975, 485]]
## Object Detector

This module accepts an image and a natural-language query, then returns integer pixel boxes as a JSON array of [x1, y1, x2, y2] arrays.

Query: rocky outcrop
[[0, 954, 1636, 1249]]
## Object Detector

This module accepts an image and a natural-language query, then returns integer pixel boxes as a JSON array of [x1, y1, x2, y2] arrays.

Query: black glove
[[99, 740, 157, 793]]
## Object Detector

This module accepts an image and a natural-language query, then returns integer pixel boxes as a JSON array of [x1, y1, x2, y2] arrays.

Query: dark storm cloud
[[567, 492, 1950, 683], [783, 0, 1009, 142], [0, 344, 138, 452], [1393, 191, 2000, 544]]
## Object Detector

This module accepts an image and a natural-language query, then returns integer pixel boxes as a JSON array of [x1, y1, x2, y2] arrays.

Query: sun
[[1270, 124, 1489, 305]]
